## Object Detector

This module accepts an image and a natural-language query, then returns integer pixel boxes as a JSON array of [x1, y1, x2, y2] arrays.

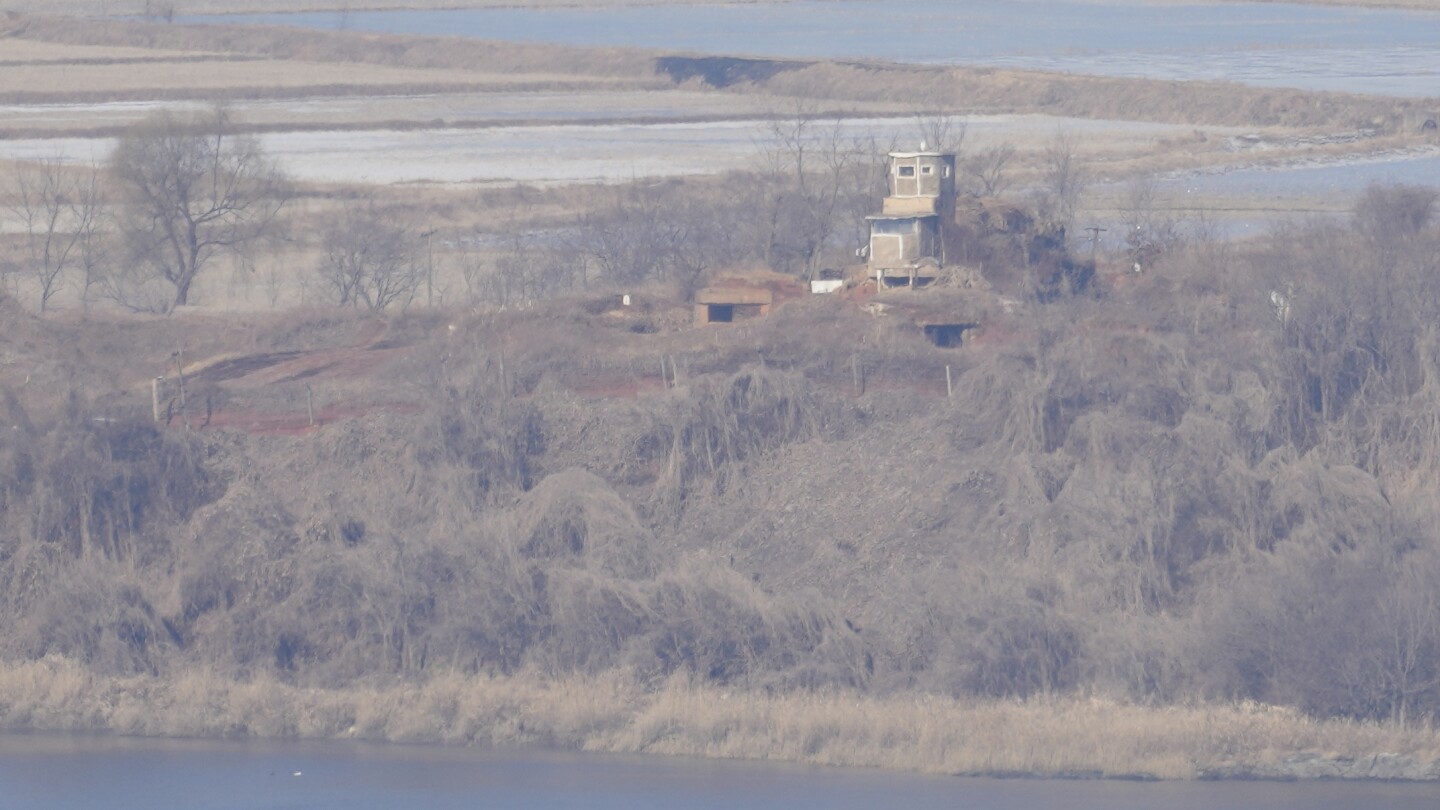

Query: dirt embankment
[[6, 13, 1436, 134], [4, 13, 661, 82]]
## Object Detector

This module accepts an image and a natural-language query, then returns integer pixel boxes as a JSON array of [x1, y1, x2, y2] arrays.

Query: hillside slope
[[3, 197, 1440, 729]]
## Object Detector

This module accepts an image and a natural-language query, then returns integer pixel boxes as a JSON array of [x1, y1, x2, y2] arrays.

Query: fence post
[[946, 365, 953, 398], [175, 353, 188, 430]]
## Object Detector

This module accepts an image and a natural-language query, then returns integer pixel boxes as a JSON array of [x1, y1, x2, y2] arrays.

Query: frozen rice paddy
[[0, 114, 1220, 186]]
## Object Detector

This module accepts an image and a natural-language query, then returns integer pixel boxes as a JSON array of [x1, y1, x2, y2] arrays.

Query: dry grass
[[8, 15, 661, 81], [2, 657, 1437, 780], [0, 39, 214, 63], [0, 19, 660, 107], [599, 678, 1440, 778], [755, 62, 1432, 132], [0, 57, 616, 99]]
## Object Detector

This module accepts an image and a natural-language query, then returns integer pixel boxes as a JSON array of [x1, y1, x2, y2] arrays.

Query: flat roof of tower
[[889, 151, 953, 159]]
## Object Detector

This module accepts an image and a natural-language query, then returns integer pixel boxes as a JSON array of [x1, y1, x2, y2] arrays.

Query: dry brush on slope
[[3, 187, 1440, 762]]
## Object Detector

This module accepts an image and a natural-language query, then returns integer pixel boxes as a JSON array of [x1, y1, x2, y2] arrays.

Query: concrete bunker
[[694, 286, 773, 325]]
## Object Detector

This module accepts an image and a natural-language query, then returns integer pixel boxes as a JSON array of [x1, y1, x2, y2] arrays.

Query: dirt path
[[155, 317, 419, 434]]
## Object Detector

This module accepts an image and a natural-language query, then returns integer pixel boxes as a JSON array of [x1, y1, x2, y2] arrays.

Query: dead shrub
[[647, 366, 819, 518]]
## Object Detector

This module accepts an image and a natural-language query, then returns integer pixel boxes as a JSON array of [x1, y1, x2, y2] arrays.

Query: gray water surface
[[1164, 150, 1440, 199], [1, 733, 1439, 810], [178, 0, 1440, 97]]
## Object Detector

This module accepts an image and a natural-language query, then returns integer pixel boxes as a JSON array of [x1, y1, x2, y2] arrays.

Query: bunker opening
[[923, 323, 974, 348]]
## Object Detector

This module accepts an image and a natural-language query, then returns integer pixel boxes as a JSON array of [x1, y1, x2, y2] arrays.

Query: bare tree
[[1366, 553, 1440, 727], [109, 108, 288, 311], [751, 109, 877, 277], [1119, 174, 1184, 272], [6, 159, 105, 312], [572, 180, 744, 295], [914, 112, 966, 154], [575, 184, 681, 286], [1038, 131, 1089, 228], [74, 194, 111, 314], [315, 198, 423, 311], [964, 143, 1016, 197]]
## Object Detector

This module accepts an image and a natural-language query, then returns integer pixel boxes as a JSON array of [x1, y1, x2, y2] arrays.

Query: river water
[[1164, 149, 1440, 200], [178, 0, 1440, 98], [0, 733, 1438, 810]]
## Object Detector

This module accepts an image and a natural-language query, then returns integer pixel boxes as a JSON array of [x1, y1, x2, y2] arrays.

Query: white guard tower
[[865, 148, 956, 287]]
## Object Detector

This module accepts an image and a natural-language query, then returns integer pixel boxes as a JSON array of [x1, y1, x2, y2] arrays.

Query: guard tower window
[[897, 165, 916, 177], [872, 219, 917, 235], [921, 165, 933, 175]]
